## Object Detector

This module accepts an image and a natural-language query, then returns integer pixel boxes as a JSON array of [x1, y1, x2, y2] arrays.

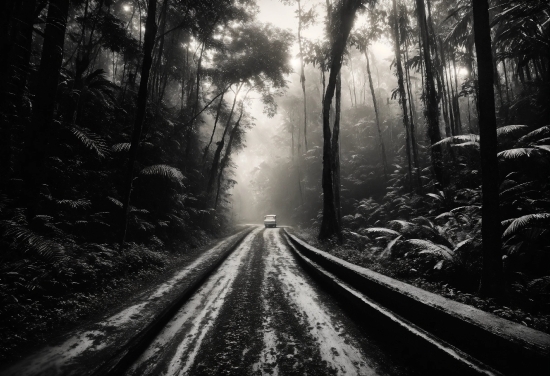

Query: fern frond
[[1, 221, 65, 262], [70, 126, 109, 158], [56, 199, 92, 210], [406, 239, 454, 260], [496, 124, 529, 137], [364, 227, 401, 237], [112, 143, 131, 152], [379, 235, 402, 258], [535, 145, 550, 154], [497, 148, 535, 159], [503, 213, 550, 238], [140, 164, 184, 182], [432, 134, 479, 147], [517, 125, 550, 145]]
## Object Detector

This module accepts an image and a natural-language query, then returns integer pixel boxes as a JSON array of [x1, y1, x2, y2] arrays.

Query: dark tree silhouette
[[120, 0, 159, 251], [472, 0, 503, 299]]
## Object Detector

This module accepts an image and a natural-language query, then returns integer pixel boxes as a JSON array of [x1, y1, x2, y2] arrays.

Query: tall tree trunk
[[214, 107, 244, 209], [365, 48, 388, 180], [332, 73, 342, 223], [416, 0, 444, 185], [392, 0, 413, 192], [0, 0, 37, 184], [297, 0, 308, 152], [404, 44, 422, 191], [22, 0, 70, 221], [120, 0, 158, 251], [319, 0, 361, 241], [451, 54, 462, 133], [202, 91, 226, 164], [472, 0, 503, 299], [207, 83, 242, 197]]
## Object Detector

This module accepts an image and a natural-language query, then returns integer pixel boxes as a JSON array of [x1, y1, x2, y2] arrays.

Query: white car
[[264, 215, 277, 228]]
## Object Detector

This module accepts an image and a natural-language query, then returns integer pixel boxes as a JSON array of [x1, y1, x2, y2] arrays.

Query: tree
[[319, 0, 365, 241], [416, 0, 444, 185], [120, 0, 159, 251], [472, 0, 503, 299], [22, 0, 71, 221]]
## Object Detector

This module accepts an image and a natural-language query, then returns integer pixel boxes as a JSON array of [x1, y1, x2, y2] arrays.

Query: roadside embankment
[[283, 230, 550, 376]]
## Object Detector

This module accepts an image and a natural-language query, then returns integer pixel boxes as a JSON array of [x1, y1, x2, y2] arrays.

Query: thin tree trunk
[[202, 91, 226, 164], [451, 54, 462, 133], [392, 0, 413, 192], [365, 48, 388, 180], [297, 0, 308, 151], [214, 107, 244, 209], [416, 0, 443, 185], [332, 73, 342, 223], [22, 0, 70, 221], [0, 0, 36, 184], [472, 0, 503, 299], [319, 0, 361, 241], [120, 0, 158, 251], [404, 45, 422, 190], [207, 83, 242, 197]]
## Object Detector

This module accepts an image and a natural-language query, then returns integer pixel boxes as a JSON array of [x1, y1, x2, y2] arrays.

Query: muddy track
[[123, 228, 423, 376]]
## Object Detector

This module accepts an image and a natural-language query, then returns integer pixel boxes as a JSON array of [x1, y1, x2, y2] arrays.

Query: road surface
[[124, 227, 423, 376]]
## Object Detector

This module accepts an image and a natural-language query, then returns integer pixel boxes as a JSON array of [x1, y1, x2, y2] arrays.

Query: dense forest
[[0, 0, 549, 362]]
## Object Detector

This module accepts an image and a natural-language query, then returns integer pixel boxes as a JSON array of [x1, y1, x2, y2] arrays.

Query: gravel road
[[125, 227, 423, 376]]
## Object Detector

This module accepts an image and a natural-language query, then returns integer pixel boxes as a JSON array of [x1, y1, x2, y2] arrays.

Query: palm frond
[[503, 213, 550, 238]]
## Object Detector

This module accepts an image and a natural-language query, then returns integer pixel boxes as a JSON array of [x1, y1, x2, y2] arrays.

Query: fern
[[1, 221, 65, 262], [502, 213, 550, 238], [496, 124, 529, 137], [432, 134, 479, 147], [406, 239, 454, 260], [70, 126, 109, 158], [517, 125, 550, 145], [112, 143, 131, 152], [140, 164, 184, 182], [364, 227, 400, 237], [497, 148, 535, 159], [56, 199, 92, 210]]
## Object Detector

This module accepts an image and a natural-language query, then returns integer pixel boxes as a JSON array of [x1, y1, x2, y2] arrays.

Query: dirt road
[[125, 228, 422, 376]]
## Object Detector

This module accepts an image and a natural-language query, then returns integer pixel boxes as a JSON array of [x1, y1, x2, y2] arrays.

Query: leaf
[[432, 134, 479, 147], [69, 126, 109, 158], [140, 164, 184, 182], [496, 124, 529, 137], [364, 227, 401, 237], [503, 213, 550, 238], [406, 239, 454, 260], [497, 148, 535, 159], [379, 235, 402, 259], [112, 143, 131, 152]]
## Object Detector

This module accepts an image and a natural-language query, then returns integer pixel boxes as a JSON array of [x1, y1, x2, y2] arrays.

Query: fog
[[230, 0, 400, 226]]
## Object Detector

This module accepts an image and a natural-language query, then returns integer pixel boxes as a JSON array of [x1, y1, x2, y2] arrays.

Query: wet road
[[125, 228, 421, 376]]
